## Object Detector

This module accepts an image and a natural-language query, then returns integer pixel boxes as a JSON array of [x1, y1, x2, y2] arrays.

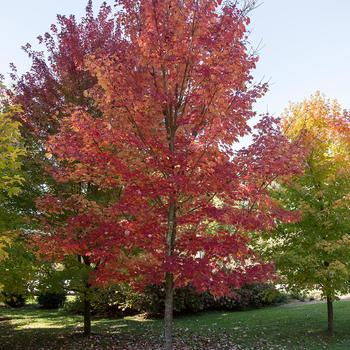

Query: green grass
[[2, 301, 350, 349]]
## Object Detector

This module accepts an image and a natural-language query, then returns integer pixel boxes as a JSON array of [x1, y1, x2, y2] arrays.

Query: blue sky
[[1, 0, 349, 116]]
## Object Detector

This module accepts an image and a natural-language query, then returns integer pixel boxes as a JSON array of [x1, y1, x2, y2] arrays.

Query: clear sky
[[1, 0, 349, 116]]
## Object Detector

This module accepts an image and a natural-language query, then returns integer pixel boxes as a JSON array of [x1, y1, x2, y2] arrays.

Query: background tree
[[9, 0, 121, 335], [0, 236, 37, 306], [0, 85, 29, 305], [0, 107, 24, 198], [44, 1, 303, 348], [0, 91, 25, 259], [263, 92, 350, 336]]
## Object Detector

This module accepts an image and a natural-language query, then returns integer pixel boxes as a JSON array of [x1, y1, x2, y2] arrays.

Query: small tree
[[264, 92, 350, 336], [34, 193, 125, 336], [10, 1, 121, 336]]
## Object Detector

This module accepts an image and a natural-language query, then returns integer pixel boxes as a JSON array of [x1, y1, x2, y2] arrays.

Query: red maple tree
[[43, 1, 304, 348], [10, 1, 121, 336]]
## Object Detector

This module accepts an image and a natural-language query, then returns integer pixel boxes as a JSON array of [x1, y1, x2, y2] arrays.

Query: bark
[[163, 62, 178, 349], [83, 290, 91, 336], [164, 201, 176, 350], [327, 296, 334, 336], [82, 255, 92, 336], [164, 271, 174, 350]]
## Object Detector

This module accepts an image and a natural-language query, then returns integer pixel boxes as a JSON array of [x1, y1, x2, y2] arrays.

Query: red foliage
[[10, 0, 124, 285], [10, 0, 119, 140], [332, 110, 350, 146], [37, 0, 304, 296]]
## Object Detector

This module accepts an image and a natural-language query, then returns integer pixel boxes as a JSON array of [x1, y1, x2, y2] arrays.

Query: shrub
[[289, 291, 307, 301], [37, 292, 66, 309], [135, 285, 215, 316], [138, 283, 286, 315], [228, 283, 287, 310], [2, 293, 26, 308], [65, 283, 287, 317], [63, 297, 83, 314], [64, 285, 140, 317], [89, 286, 139, 316]]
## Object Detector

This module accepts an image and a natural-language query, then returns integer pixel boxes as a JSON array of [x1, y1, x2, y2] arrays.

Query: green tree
[[264, 92, 350, 336], [0, 237, 37, 302], [0, 100, 25, 259], [0, 107, 25, 199]]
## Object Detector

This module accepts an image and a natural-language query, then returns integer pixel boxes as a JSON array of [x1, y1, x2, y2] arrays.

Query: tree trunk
[[164, 271, 174, 350], [83, 290, 91, 336], [327, 296, 334, 336], [80, 255, 92, 336], [164, 201, 176, 350], [164, 80, 177, 350]]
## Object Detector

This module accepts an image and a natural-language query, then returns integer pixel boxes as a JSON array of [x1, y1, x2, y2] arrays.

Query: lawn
[[2, 301, 350, 349]]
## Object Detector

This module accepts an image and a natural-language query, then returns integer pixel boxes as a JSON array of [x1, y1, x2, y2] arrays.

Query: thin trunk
[[82, 255, 92, 336], [164, 271, 174, 350], [83, 291, 91, 336], [163, 62, 177, 349], [327, 296, 334, 336], [164, 201, 176, 350]]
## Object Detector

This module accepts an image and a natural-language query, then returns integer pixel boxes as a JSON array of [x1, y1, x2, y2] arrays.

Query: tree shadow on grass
[[0, 306, 164, 350], [0, 314, 245, 350], [1, 323, 165, 350]]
